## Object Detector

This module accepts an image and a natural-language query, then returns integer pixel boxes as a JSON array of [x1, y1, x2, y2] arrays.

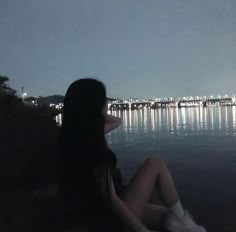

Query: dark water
[[107, 106, 236, 231]]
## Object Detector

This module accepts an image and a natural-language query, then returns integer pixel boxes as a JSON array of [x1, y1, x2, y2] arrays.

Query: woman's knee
[[144, 155, 167, 170]]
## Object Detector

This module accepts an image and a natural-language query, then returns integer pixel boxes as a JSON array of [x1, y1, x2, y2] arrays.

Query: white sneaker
[[165, 210, 207, 232]]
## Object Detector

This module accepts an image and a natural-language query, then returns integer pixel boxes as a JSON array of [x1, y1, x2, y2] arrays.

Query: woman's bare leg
[[120, 156, 207, 232], [120, 156, 179, 219]]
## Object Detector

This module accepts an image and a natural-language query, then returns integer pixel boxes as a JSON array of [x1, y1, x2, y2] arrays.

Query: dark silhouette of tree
[[0, 75, 21, 106], [0, 75, 16, 95]]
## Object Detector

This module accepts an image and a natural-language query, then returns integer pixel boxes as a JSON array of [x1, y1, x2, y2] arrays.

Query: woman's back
[[60, 79, 123, 232]]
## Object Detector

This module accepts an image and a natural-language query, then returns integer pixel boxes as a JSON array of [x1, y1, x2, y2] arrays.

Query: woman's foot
[[164, 210, 207, 232]]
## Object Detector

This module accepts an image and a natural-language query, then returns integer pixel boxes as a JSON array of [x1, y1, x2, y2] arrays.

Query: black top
[[60, 147, 123, 232]]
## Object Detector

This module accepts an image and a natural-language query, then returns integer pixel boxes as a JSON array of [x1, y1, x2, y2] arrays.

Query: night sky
[[0, 0, 235, 99]]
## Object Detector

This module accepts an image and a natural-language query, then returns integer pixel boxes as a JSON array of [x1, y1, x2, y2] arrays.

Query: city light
[[107, 94, 236, 110], [22, 92, 27, 100], [21, 93, 236, 110]]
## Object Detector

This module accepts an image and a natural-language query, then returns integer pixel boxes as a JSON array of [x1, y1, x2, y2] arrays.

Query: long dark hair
[[60, 78, 120, 231]]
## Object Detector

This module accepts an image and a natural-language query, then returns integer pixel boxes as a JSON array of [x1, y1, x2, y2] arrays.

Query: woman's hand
[[104, 114, 121, 133]]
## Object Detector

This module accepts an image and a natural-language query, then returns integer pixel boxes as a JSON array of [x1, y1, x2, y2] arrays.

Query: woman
[[60, 78, 207, 232]]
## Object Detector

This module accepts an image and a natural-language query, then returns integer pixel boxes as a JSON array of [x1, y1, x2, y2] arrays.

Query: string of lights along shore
[[22, 90, 236, 111]]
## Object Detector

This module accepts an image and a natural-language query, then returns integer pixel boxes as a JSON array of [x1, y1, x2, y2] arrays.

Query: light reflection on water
[[55, 106, 236, 135], [105, 106, 236, 186], [105, 106, 236, 137]]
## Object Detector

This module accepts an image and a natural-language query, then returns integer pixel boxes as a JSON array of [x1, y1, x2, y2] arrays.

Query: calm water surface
[[107, 106, 236, 231], [107, 106, 236, 179]]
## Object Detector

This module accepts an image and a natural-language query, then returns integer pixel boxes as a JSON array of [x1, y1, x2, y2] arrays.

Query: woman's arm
[[104, 114, 121, 134], [110, 177, 150, 232]]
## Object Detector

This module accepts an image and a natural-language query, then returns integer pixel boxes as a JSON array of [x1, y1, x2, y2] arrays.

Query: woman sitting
[[60, 78, 207, 232]]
